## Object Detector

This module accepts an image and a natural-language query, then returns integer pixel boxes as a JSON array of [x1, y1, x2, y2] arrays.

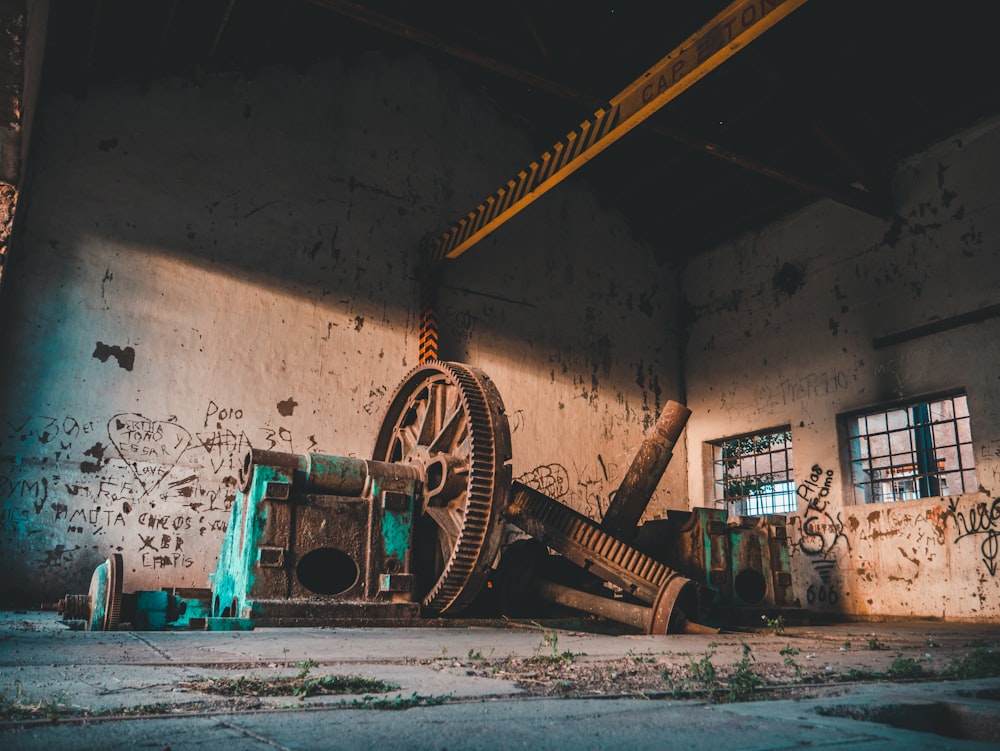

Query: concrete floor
[[1, 611, 999, 749]]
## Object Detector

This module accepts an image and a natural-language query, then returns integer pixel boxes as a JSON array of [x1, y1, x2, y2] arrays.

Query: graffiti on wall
[[950, 497, 1000, 576], [794, 463, 849, 557], [517, 455, 629, 521], [0, 405, 307, 594]]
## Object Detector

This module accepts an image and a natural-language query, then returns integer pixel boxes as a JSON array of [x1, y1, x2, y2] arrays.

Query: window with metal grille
[[710, 427, 795, 515], [845, 393, 978, 504]]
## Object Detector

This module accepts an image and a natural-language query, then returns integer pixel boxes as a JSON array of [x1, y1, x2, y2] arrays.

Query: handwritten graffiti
[[195, 427, 252, 474], [2, 414, 99, 446], [518, 464, 571, 499], [950, 497, 1000, 576], [108, 414, 193, 496], [203, 400, 244, 428], [257, 426, 293, 453], [806, 583, 839, 605], [796, 463, 849, 556], [979, 439, 1000, 460], [573, 458, 617, 519], [516, 457, 628, 520], [0, 474, 49, 514], [66, 506, 127, 535], [780, 370, 849, 404], [141, 552, 194, 569]]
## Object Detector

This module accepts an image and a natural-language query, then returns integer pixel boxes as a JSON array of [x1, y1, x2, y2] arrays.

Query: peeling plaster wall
[[0, 53, 682, 602], [682, 116, 1000, 620], [438, 183, 685, 524]]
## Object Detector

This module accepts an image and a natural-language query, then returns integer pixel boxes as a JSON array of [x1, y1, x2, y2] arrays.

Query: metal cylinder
[[529, 577, 652, 631], [239, 448, 422, 497], [238, 449, 307, 492], [57, 593, 91, 621], [600, 400, 691, 539]]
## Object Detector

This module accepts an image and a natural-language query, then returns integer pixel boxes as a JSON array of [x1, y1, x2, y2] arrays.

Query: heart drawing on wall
[[107, 414, 193, 497]]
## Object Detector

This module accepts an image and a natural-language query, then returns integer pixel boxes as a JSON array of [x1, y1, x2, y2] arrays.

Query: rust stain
[[867, 527, 900, 541], [925, 503, 952, 537]]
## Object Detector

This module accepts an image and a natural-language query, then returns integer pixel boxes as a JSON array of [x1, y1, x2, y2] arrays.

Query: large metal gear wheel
[[84, 553, 123, 631], [373, 360, 512, 615]]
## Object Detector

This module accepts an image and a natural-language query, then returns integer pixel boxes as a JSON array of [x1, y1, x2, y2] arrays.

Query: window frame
[[708, 425, 796, 516], [839, 390, 978, 506]]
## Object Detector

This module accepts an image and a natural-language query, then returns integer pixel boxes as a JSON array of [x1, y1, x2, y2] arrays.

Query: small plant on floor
[[664, 648, 719, 698], [688, 650, 718, 688], [780, 644, 803, 682], [866, 634, 886, 651], [531, 628, 577, 664], [761, 614, 785, 636], [296, 658, 318, 679], [347, 692, 451, 710], [0, 686, 73, 722], [944, 647, 1000, 679], [726, 644, 764, 702], [627, 648, 656, 664], [886, 655, 924, 680], [186, 672, 397, 699]]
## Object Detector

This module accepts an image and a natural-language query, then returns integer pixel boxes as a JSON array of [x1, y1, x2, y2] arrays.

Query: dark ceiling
[[38, 0, 1000, 267]]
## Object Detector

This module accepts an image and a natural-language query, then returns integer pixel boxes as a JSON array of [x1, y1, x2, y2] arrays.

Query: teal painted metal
[[378, 486, 415, 563], [203, 617, 255, 631], [210, 463, 289, 619], [133, 590, 170, 630], [86, 557, 112, 632], [131, 589, 214, 630]]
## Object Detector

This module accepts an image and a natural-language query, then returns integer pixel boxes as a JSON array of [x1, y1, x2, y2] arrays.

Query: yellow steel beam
[[426, 0, 809, 266]]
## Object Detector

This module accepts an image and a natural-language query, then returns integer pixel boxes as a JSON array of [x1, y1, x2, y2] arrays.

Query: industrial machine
[[58, 361, 800, 634]]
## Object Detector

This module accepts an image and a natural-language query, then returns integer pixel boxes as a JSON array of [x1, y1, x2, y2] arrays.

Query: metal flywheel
[[373, 360, 512, 615]]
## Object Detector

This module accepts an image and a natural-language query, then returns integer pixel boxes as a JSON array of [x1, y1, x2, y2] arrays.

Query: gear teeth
[[505, 483, 673, 605], [375, 360, 511, 615], [105, 553, 123, 631]]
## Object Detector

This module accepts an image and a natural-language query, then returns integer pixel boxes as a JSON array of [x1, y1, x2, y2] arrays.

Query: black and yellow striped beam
[[418, 272, 440, 363], [425, 0, 809, 266]]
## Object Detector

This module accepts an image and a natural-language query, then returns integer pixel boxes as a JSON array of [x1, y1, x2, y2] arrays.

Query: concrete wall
[[682, 115, 1000, 620], [436, 180, 685, 523], [0, 53, 681, 602]]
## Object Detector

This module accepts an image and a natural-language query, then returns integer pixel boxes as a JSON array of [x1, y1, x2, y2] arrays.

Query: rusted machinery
[[58, 360, 799, 633]]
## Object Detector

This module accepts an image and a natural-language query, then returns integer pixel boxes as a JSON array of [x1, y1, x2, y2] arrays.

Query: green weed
[[530, 628, 578, 664], [627, 649, 656, 664], [662, 649, 718, 698], [886, 655, 924, 679], [780, 644, 803, 681], [944, 647, 1000, 679], [186, 673, 397, 698], [346, 693, 450, 710], [727, 644, 764, 702], [761, 614, 785, 636]]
